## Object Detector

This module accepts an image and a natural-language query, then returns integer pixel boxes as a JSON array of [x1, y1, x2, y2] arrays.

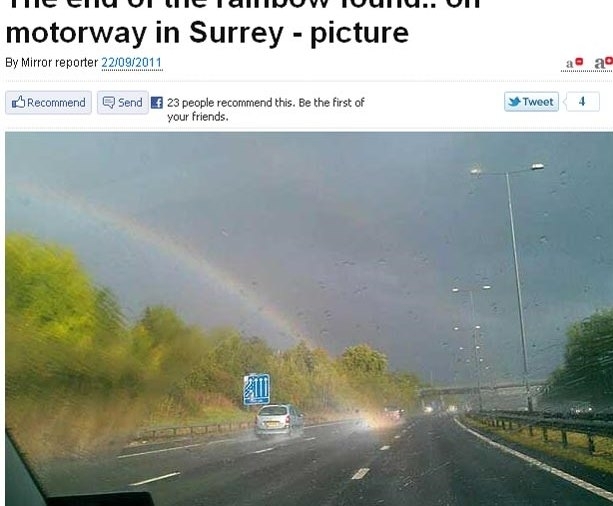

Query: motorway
[[41, 415, 613, 505]]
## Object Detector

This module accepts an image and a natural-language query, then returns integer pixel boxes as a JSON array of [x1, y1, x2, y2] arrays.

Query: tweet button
[[504, 92, 559, 112]]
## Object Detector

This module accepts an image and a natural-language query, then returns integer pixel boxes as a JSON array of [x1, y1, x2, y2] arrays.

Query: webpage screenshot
[[2, 1, 613, 505]]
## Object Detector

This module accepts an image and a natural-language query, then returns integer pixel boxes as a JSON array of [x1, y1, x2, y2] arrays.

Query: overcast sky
[[6, 132, 613, 385]]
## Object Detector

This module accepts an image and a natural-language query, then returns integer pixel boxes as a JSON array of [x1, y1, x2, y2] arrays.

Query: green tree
[[133, 305, 210, 384], [544, 308, 613, 407], [340, 343, 388, 376], [6, 234, 97, 345]]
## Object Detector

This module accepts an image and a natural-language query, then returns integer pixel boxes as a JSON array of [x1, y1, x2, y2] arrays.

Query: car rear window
[[259, 406, 287, 416]]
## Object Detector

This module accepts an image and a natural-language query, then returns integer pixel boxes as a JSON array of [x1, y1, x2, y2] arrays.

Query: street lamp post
[[452, 285, 491, 411], [470, 163, 544, 412]]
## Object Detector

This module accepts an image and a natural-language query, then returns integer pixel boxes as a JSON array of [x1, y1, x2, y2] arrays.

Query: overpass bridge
[[417, 381, 550, 411], [418, 380, 548, 398]]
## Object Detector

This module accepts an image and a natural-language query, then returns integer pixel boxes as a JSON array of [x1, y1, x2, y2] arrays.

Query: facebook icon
[[150, 97, 164, 109]]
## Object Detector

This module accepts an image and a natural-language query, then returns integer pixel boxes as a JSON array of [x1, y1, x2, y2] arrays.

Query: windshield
[[5, 132, 613, 506], [259, 406, 288, 416]]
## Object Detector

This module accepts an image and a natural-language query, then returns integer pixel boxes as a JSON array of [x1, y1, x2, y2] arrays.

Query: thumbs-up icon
[[11, 95, 26, 108]]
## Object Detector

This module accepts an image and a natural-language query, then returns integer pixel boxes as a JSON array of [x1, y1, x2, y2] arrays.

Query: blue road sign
[[243, 373, 270, 405]]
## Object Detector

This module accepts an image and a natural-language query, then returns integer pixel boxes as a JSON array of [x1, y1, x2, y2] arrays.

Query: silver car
[[254, 404, 305, 437]]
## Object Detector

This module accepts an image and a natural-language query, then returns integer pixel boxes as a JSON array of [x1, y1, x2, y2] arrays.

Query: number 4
[[579, 96, 586, 106]]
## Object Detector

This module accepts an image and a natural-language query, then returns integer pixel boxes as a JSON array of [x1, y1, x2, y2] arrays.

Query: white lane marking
[[118, 443, 205, 459], [454, 418, 613, 502], [394, 435, 401, 439], [252, 447, 275, 454], [129, 472, 180, 487], [207, 438, 236, 445], [305, 437, 317, 441], [351, 468, 370, 480], [380, 445, 391, 451], [402, 429, 407, 433], [304, 420, 355, 430]]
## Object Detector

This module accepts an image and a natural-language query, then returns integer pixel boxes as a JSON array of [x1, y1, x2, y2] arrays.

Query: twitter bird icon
[[508, 96, 521, 107]]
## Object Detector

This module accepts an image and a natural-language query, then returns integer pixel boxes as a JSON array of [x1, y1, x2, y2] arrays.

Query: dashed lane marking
[[305, 437, 317, 441], [118, 437, 238, 459], [394, 435, 401, 439], [251, 447, 275, 454], [207, 438, 237, 445], [380, 445, 391, 451], [118, 443, 205, 459], [129, 472, 180, 487], [305, 420, 355, 430], [351, 468, 370, 480], [454, 418, 613, 503]]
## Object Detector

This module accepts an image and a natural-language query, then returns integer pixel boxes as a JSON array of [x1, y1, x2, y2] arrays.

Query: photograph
[[5, 131, 613, 505]]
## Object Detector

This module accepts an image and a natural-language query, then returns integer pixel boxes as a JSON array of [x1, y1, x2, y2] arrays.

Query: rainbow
[[13, 181, 311, 348]]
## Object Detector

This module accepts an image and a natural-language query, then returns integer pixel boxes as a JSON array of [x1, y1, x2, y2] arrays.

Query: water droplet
[[595, 235, 602, 240], [560, 170, 567, 176], [543, 211, 550, 218], [539, 235, 548, 244], [378, 258, 387, 265]]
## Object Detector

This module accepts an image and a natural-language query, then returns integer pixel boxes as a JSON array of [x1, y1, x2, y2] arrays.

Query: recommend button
[[6, 91, 92, 115]]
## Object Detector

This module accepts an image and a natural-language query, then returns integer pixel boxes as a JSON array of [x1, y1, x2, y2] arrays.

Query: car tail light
[[285, 415, 290, 425]]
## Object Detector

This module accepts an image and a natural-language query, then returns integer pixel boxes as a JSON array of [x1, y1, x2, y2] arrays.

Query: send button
[[97, 91, 149, 114], [505, 92, 559, 112]]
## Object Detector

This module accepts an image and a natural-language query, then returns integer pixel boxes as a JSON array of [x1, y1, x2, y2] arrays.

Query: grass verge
[[462, 415, 613, 475]]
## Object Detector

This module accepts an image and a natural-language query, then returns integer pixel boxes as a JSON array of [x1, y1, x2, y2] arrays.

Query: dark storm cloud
[[6, 132, 612, 383]]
